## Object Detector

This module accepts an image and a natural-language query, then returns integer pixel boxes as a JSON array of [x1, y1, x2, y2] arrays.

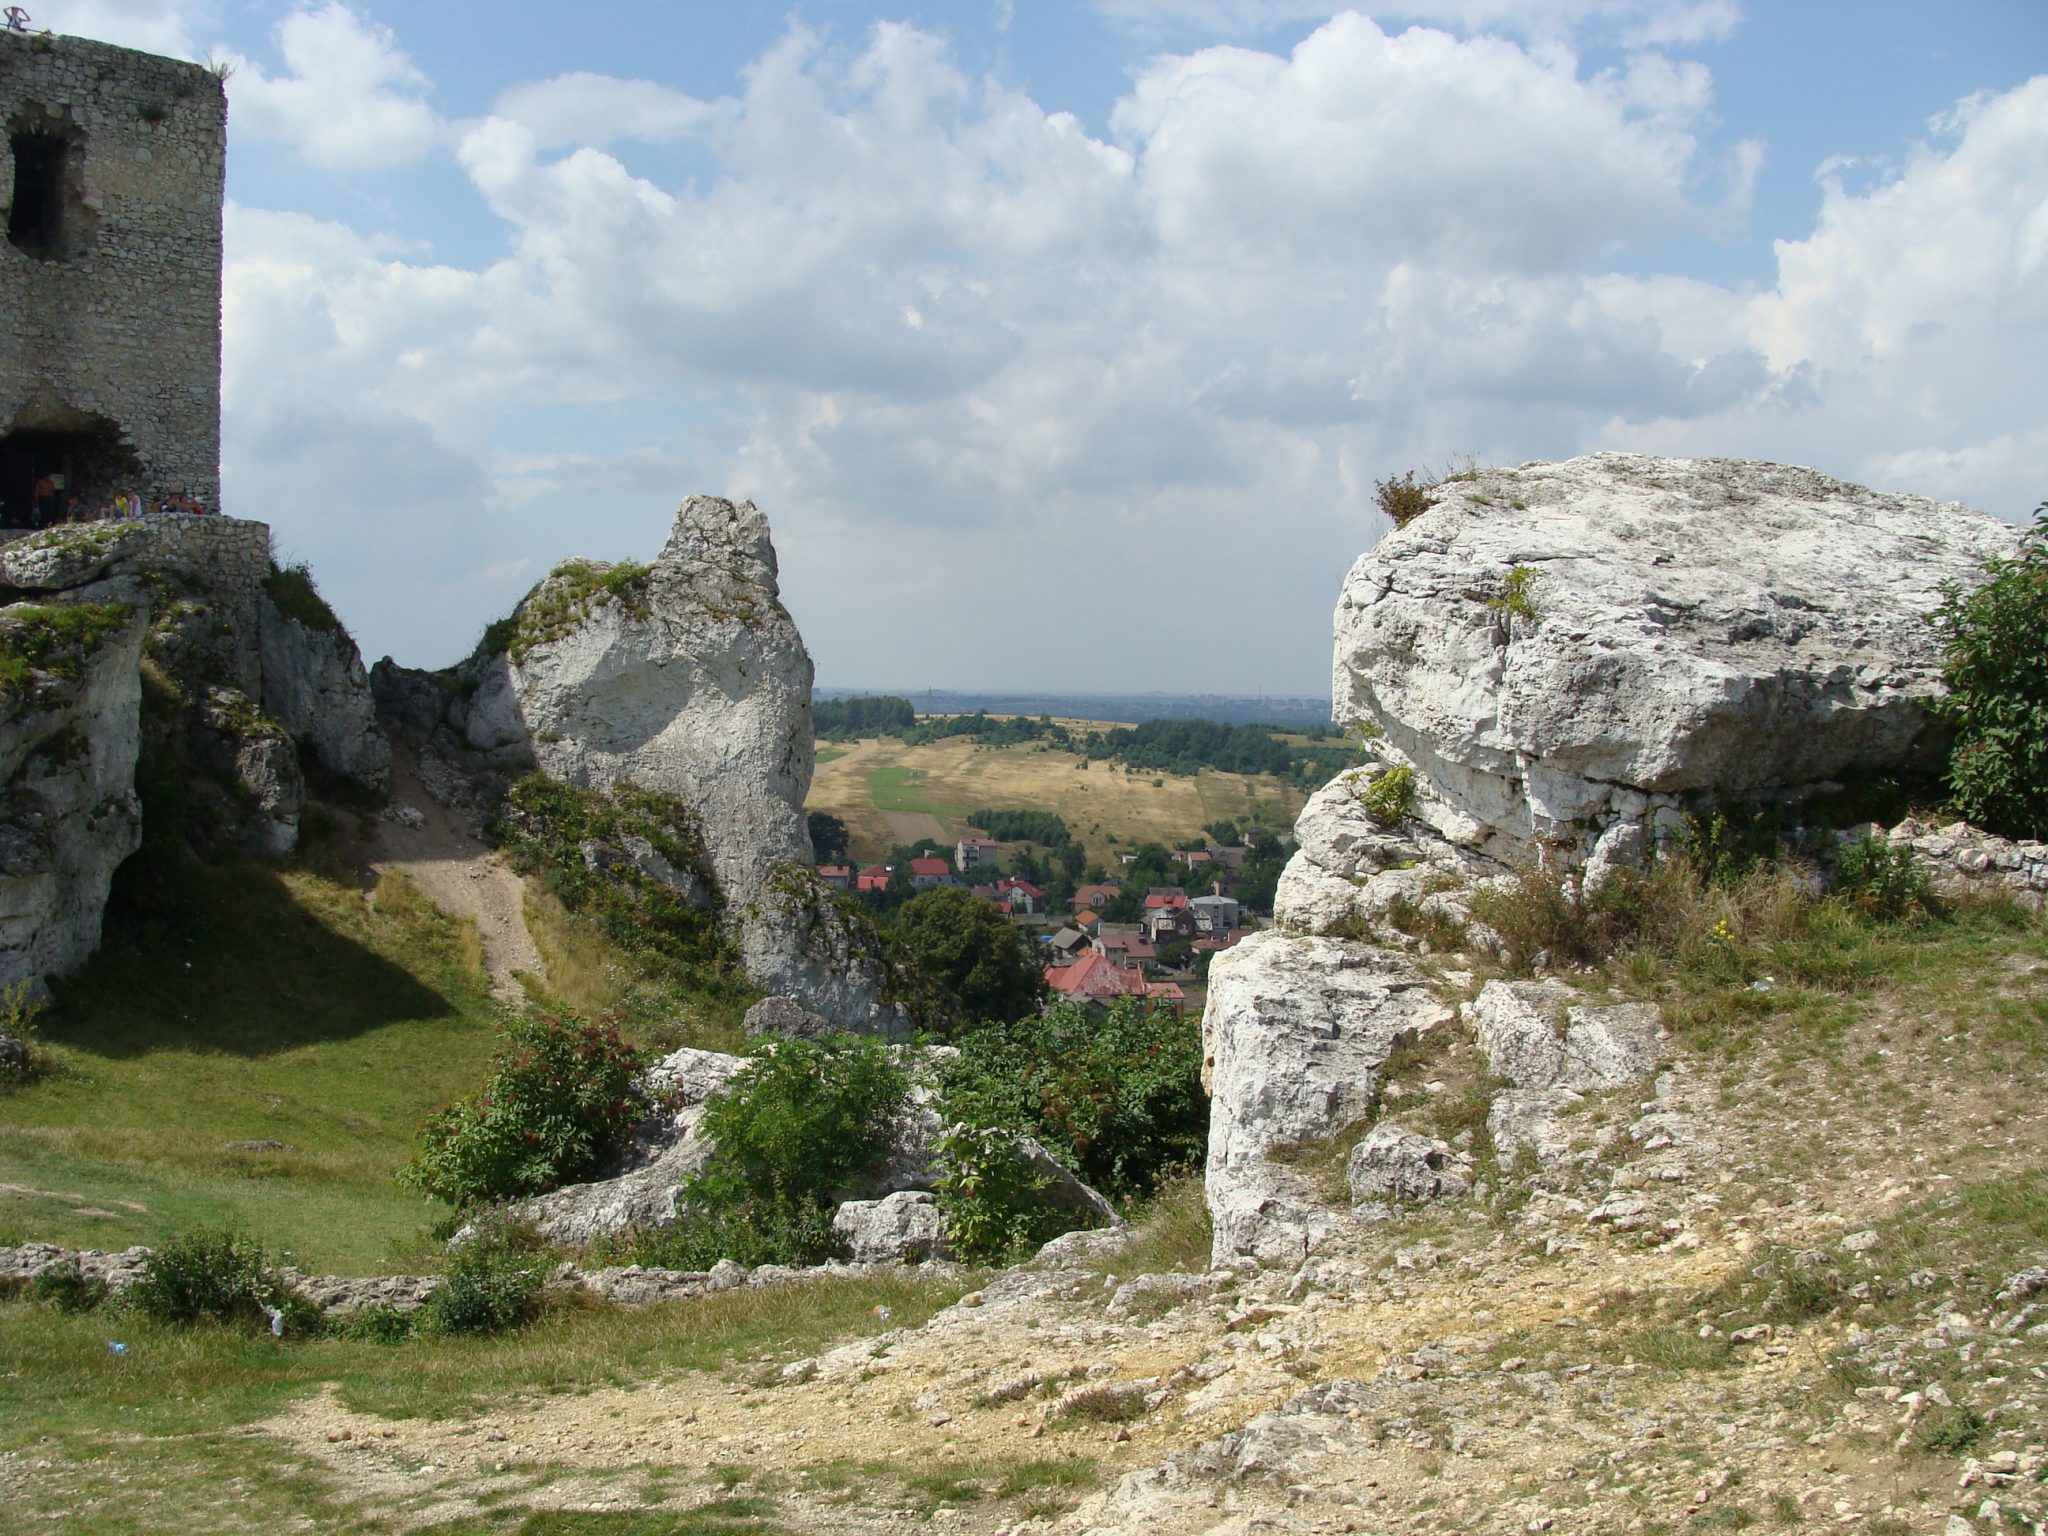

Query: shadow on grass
[[48, 857, 457, 1059]]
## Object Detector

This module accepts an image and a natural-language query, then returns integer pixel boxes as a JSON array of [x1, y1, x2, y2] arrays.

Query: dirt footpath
[[367, 748, 543, 1001]]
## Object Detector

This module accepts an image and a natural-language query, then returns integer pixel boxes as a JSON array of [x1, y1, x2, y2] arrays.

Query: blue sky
[[34, 0, 2048, 693]]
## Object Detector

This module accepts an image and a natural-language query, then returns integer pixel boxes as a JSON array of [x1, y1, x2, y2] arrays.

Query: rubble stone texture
[[1334, 454, 2019, 865], [0, 31, 224, 512]]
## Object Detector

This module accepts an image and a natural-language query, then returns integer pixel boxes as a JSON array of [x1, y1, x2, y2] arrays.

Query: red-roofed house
[[1072, 908, 1102, 933], [1095, 931, 1156, 964], [1074, 882, 1123, 911], [993, 876, 1045, 915], [817, 864, 853, 891], [1144, 889, 1190, 911], [856, 864, 892, 893], [1044, 953, 1185, 1009], [909, 856, 954, 889], [956, 836, 1001, 874]]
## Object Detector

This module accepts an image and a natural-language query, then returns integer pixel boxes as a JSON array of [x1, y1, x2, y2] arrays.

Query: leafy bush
[[1832, 835, 1929, 920], [1934, 503, 2048, 840], [932, 1123, 1078, 1263], [1357, 764, 1415, 826], [400, 1010, 650, 1207], [1375, 470, 1432, 528], [693, 1035, 908, 1203], [126, 1226, 301, 1329], [0, 979, 44, 1085], [1485, 564, 1539, 622], [937, 997, 1205, 1202], [636, 1035, 910, 1269], [29, 1259, 106, 1313], [428, 1218, 546, 1336]]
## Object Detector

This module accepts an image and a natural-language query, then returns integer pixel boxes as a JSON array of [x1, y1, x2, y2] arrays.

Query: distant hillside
[[814, 687, 1333, 728]]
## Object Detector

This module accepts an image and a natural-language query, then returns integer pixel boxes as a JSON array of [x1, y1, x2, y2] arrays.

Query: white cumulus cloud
[[227, 3, 438, 170]]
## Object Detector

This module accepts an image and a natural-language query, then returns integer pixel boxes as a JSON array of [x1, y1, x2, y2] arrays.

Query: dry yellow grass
[[805, 733, 1304, 866]]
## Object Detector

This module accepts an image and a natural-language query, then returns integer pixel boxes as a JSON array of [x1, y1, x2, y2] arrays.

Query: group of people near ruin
[[13, 473, 211, 528]]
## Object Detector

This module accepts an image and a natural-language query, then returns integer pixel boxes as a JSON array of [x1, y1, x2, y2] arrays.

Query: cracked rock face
[[0, 610, 144, 989], [1334, 454, 2019, 864], [495, 497, 908, 1035], [503, 497, 815, 916], [1201, 931, 1453, 1265]]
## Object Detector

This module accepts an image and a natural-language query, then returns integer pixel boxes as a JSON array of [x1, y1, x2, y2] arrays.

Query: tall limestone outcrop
[[375, 496, 912, 1038], [1205, 454, 2018, 1265], [0, 516, 390, 988]]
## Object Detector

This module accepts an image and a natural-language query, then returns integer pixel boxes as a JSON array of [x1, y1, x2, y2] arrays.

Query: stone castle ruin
[[0, 28, 224, 525]]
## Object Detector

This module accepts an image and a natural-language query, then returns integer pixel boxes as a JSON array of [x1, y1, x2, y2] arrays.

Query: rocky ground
[[201, 940, 2045, 1536]]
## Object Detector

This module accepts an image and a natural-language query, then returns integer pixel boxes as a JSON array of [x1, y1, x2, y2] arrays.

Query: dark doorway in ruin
[[6, 109, 90, 262], [0, 418, 142, 528]]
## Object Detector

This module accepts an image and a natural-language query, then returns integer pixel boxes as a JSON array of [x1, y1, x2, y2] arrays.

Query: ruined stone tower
[[0, 28, 224, 525]]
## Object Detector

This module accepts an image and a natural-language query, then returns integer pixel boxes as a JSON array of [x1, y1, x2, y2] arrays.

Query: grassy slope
[[1, 861, 500, 1272], [806, 733, 1305, 866]]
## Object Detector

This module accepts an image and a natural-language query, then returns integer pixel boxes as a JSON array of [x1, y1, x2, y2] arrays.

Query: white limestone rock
[[831, 1190, 945, 1264], [1470, 979, 1663, 1092], [1201, 930, 1452, 1264], [258, 596, 390, 792], [498, 497, 910, 1037], [507, 497, 813, 916], [0, 606, 144, 990], [1346, 1123, 1469, 1206], [1334, 454, 2020, 865]]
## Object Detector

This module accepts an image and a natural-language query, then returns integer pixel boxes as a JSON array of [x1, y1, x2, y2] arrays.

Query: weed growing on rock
[[1485, 563, 1540, 622], [506, 558, 654, 661], [261, 559, 347, 637], [0, 601, 130, 702], [1376, 470, 1433, 528], [1832, 834, 1930, 919], [1357, 763, 1416, 826], [400, 1010, 649, 1207]]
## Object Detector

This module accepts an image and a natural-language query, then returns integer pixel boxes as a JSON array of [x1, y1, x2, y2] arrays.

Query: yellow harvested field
[[805, 733, 1305, 865]]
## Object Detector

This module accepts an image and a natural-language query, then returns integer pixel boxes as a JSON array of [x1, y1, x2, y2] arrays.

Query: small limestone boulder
[[1471, 979, 1662, 1091], [831, 1190, 944, 1264], [743, 994, 837, 1040], [1346, 1124, 1469, 1206]]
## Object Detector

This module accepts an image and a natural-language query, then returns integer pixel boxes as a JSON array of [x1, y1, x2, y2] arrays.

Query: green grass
[[866, 764, 947, 816], [0, 1273, 966, 1534], [2, 861, 498, 1270]]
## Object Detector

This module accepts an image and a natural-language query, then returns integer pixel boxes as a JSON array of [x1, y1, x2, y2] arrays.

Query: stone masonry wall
[[0, 30, 225, 510]]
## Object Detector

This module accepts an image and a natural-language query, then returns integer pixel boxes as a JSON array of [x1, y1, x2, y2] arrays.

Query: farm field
[[805, 732, 1307, 866]]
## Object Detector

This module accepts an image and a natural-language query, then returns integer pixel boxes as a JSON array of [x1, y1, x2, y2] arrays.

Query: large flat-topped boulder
[[1335, 455, 2018, 861]]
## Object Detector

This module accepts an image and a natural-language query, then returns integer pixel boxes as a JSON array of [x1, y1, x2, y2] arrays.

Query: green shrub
[[643, 1035, 910, 1269], [1485, 564, 1539, 622], [694, 1035, 908, 1203], [937, 997, 1205, 1202], [29, 1259, 106, 1313], [1934, 503, 2048, 840], [1832, 835, 1929, 919], [400, 1010, 650, 1207], [508, 559, 653, 661], [261, 560, 347, 637], [338, 1305, 418, 1344], [1916, 1403, 1989, 1456], [0, 980, 44, 1085], [1375, 470, 1432, 529], [1357, 763, 1416, 826], [126, 1226, 301, 1329], [932, 1123, 1078, 1263], [428, 1218, 546, 1336], [615, 1184, 840, 1271]]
